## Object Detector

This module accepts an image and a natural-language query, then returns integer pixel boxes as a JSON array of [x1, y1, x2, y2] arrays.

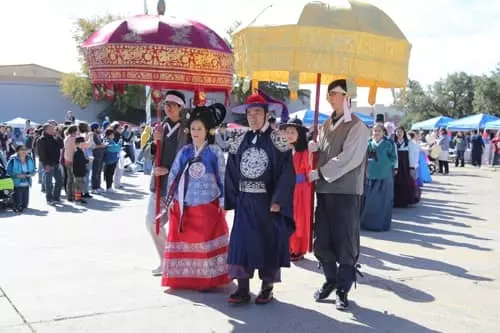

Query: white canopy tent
[[3, 117, 39, 128]]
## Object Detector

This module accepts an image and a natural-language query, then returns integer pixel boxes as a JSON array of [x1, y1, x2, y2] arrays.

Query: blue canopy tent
[[281, 109, 374, 127], [411, 116, 454, 130], [447, 113, 499, 131], [485, 119, 500, 130]]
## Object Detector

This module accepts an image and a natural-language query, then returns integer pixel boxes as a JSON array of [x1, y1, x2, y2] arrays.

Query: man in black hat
[[308, 79, 370, 310], [145, 90, 188, 276]]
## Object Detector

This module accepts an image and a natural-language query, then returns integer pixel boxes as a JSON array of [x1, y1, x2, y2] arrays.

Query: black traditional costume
[[225, 94, 295, 305]]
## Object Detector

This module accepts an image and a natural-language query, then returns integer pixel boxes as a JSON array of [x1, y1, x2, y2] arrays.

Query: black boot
[[228, 279, 251, 305], [335, 289, 349, 310], [314, 260, 337, 301], [314, 281, 336, 301], [255, 282, 274, 305]]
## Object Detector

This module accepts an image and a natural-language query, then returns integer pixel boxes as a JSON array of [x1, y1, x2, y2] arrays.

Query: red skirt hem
[[162, 274, 232, 290]]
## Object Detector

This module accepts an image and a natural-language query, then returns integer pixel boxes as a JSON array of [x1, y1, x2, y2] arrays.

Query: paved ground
[[1, 167, 499, 333]]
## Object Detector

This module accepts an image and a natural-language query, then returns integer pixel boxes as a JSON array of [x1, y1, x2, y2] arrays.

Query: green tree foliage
[[397, 65, 500, 128], [59, 73, 94, 108]]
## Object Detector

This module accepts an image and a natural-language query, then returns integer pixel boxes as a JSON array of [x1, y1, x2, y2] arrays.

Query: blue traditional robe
[[224, 124, 295, 280], [166, 143, 225, 208]]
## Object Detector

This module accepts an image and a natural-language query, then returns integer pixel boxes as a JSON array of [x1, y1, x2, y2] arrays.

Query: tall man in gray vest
[[308, 79, 370, 310], [145, 90, 188, 276]]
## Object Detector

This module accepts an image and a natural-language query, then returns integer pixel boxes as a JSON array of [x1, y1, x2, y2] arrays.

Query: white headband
[[165, 94, 185, 107]]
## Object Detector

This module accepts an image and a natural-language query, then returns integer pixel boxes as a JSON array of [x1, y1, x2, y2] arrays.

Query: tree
[[394, 79, 438, 128], [473, 68, 500, 115], [431, 72, 475, 118], [59, 73, 94, 108]]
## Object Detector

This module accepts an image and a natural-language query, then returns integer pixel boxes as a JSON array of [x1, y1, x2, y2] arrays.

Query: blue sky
[[0, 0, 499, 106]]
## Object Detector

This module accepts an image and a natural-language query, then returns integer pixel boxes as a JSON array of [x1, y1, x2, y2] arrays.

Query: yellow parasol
[[233, 0, 411, 106], [233, 0, 411, 251]]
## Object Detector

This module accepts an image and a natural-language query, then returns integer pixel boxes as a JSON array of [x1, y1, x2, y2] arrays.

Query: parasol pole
[[144, 0, 152, 125], [309, 73, 321, 252], [155, 0, 166, 235]]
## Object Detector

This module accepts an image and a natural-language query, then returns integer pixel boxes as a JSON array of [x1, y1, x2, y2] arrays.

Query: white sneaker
[[152, 265, 162, 276], [107, 188, 116, 193]]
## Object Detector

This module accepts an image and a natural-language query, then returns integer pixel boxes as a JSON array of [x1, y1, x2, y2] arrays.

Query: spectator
[[103, 129, 121, 192], [63, 125, 79, 202], [37, 124, 64, 204], [6, 145, 36, 212], [73, 137, 89, 204], [90, 123, 107, 194]]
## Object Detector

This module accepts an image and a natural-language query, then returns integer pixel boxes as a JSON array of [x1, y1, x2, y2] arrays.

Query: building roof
[[0, 64, 63, 83]]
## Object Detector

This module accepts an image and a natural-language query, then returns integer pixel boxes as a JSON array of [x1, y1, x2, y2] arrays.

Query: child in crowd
[[103, 129, 121, 192], [7, 145, 36, 212], [73, 137, 89, 204]]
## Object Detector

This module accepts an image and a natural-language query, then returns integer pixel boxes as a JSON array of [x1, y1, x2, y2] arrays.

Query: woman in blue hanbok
[[161, 104, 230, 291], [361, 124, 397, 231]]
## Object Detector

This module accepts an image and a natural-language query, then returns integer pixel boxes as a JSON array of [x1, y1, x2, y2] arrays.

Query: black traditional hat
[[327, 79, 348, 94], [186, 103, 226, 134], [281, 117, 306, 130], [375, 113, 385, 123]]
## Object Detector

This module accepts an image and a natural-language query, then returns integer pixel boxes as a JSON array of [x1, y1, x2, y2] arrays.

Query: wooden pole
[[154, 102, 162, 235], [309, 73, 321, 252]]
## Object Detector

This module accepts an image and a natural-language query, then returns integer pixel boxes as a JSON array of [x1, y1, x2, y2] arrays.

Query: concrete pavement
[[1, 167, 499, 332]]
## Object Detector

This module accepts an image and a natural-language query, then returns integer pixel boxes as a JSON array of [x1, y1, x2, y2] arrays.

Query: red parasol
[[82, 14, 233, 96], [82, 5, 233, 235]]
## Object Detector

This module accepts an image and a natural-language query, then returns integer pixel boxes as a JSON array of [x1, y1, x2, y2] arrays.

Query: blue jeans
[[13, 186, 30, 209], [44, 164, 63, 202]]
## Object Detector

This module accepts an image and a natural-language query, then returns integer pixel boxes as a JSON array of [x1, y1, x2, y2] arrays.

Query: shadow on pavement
[[0, 207, 49, 218], [360, 247, 493, 282], [85, 198, 120, 211], [294, 258, 435, 303], [165, 287, 439, 332]]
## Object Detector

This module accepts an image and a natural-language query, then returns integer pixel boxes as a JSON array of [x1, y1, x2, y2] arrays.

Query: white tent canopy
[[3, 117, 39, 128]]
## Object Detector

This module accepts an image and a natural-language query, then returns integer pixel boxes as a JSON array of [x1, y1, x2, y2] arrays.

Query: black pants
[[455, 150, 465, 167], [103, 162, 117, 189], [91, 155, 104, 190], [123, 145, 135, 163], [439, 160, 449, 174], [13, 186, 29, 209], [314, 193, 361, 293]]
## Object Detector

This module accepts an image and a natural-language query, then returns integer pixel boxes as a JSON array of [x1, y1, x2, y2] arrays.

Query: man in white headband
[[308, 79, 370, 310], [145, 90, 188, 276]]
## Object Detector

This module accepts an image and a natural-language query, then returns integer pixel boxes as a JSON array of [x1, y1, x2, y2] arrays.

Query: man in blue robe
[[225, 94, 296, 305]]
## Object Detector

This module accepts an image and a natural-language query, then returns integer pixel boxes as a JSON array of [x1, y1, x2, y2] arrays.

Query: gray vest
[[316, 115, 366, 195]]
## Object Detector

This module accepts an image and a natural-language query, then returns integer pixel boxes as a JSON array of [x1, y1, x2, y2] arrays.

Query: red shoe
[[255, 287, 274, 305], [228, 290, 251, 305], [290, 253, 304, 261]]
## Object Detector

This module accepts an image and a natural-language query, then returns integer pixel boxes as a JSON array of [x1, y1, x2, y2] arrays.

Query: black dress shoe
[[335, 290, 349, 311], [314, 282, 336, 301], [83, 193, 93, 199]]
